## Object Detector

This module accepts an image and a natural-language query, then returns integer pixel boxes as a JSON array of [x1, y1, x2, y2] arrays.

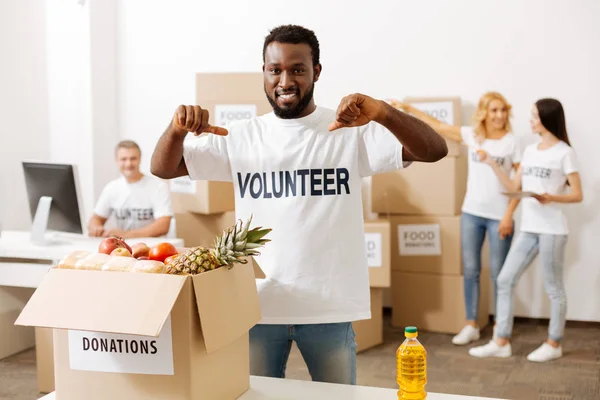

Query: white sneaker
[[469, 340, 512, 358], [452, 325, 480, 345], [527, 343, 562, 362]]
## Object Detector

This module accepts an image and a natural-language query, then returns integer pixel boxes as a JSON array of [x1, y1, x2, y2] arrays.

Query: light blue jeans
[[249, 323, 357, 385], [495, 232, 568, 342], [461, 212, 513, 321]]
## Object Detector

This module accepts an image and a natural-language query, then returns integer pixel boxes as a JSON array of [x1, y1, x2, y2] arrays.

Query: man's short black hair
[[263, 25, 320, 66]]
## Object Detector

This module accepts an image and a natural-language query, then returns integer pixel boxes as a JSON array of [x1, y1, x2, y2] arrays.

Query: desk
[[0, 230, 184, 360], [0, 230, 185, 287], [39, 376, 503, 399]]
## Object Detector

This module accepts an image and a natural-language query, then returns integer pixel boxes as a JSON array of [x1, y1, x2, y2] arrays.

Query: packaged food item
[[56, 250, 92, 269], [74, 253, 111, 271], [132, 260, 166, 274], [101, 256, 137, 272]]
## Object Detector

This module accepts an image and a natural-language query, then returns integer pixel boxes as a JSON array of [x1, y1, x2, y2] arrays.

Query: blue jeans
[[496, 232, 568, 342], [461, 212, 513, 321], [249, 323, 357, 385]]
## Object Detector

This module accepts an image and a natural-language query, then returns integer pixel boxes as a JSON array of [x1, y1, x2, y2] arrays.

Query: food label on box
[[398, 224, 442, 256], [365, 233, 382, 268], [214, 104, 257, 126], [408, 101, 455, 125], [68, 316, 174, 375], [170, 176, 196, 194]]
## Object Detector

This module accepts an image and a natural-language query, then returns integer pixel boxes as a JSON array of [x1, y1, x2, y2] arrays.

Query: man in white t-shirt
[[88, 140, 173, 238], [150, 25, 448, 385]]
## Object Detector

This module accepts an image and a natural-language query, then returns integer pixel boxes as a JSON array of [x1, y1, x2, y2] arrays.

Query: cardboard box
[[388, 215, 461, 275], [386, 215, 490, 276], [372, 155, 467, 216], [403, 96, 465, 157], [391, 269, 490, 334], [364, 220, 391, 288], [0, 286, 35, 360], [174, 211, 236, 247], [170, 72, 273, 215], [15, 260, 265, 400], [353, 288, 383, 353], [171, 180, 235, 215], [35, 327, 55, 393]]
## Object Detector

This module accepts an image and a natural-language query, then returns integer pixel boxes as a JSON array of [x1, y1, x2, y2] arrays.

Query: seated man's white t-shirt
[[94, 175, 173, 232], [183, 106, 408, 325]]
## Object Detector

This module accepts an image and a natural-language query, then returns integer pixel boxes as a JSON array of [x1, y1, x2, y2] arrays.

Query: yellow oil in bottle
[[397, 326, 427, 400]]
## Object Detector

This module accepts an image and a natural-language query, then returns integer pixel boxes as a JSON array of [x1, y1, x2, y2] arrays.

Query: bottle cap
[[404, 326, 418, 337]]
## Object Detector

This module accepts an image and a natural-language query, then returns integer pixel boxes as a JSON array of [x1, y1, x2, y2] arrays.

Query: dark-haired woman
[[469, 98, 583, 362]]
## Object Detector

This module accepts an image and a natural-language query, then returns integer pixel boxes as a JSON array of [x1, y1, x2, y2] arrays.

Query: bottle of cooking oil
[[397, 326, 427, 400]]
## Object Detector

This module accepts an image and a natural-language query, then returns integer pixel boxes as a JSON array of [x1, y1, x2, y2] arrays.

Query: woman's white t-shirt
[[519, 140, 579, 235], [460, 127, 521, 220], [94, 175, 173, 231], [183, 106, 408, 325]]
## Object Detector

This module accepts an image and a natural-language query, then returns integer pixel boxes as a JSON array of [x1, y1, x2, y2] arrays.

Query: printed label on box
[[409, 101, 455, 125], [365, 233, 382, 268], [214, 104, 257, 126], [398, 224, 441, 256], [68, 316, 174, 375], [170, 176, 196, 194]]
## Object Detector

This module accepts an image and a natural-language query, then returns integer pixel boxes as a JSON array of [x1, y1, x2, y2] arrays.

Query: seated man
[[88, 140, 173, 238]]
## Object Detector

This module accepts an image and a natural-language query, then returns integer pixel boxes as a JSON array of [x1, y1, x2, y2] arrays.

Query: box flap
[[192, 258, 262, 353], [15, 269, 187, 337]]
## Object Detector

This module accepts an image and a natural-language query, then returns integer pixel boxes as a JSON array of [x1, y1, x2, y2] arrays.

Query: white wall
[[116, 0, 598, 322], [0, 0, 50, 230], [45, 0, 119, 225]]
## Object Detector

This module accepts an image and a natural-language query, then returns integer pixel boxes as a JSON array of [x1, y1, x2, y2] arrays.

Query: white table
[[0, 230, 184, 361], [39, 376, 503, 399], [0, 230, 184, 288]]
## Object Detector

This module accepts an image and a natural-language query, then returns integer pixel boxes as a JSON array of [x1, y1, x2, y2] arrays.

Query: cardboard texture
[[386, 215, 490, 276], [403, 96, 465, 157], [171, 72, 273, 215], [353, 288, 384, 353], [372, 155, 467, 216], [174, 211, 236, 247], [35, 328, 55, 393], [15, 259, 264, 400], [171, 181, 235, 215], [391, 268, 490, 334], [0, 287, 35, 360], [364, 220, 391, 288], [389, 215, 461, 275]]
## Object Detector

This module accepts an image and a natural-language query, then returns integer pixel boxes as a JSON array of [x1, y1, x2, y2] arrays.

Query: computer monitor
[[22, 161, 86, 245]]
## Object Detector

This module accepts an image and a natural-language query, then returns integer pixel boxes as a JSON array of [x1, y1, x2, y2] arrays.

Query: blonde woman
[[391, 93, 521, 345]]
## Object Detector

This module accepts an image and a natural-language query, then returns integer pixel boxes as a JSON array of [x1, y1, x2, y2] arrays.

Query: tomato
[[164, 254, 179, 265], [148, 243, 178, 263]]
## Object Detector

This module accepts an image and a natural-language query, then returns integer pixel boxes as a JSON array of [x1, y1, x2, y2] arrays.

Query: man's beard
[[265, 84, 315, 119]]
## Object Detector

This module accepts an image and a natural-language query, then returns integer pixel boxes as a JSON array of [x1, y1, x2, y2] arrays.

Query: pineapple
[[166, 216, 271, 275]]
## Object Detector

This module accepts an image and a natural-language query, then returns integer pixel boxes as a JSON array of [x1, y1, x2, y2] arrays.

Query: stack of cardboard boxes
[[171, 72, 274, 246], [371, 97, 490, 334], [353, 219, 391, 352]]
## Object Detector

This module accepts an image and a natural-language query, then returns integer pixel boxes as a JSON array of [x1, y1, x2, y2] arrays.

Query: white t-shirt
[[520, 140, 579, 235], [183, 106, 407, 325], [94, 175, 173, 231], [460, 127, 521, 220]]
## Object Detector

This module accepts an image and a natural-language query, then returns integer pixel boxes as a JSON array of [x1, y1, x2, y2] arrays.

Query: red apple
[[98, 236, 131, 255], [111, 248, 132, 257], [131, 242, 150, 259]]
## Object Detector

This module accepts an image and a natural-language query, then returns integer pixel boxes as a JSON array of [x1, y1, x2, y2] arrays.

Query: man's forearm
[[151, 125, 187, 179], [376, 102, 448, 162]]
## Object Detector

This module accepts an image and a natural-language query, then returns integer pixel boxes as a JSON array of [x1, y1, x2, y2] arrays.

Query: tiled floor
[[1, 313, 599, 400]]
